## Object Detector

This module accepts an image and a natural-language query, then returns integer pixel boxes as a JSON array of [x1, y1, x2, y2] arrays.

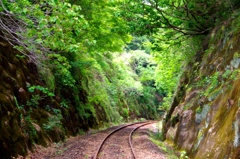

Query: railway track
[[93, 121, 156, 159]]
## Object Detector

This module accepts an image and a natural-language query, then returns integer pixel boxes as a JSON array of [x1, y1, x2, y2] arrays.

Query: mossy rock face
[[0, 93, 15, 112], [163, 14, 240, 158], [0, 65, 4, 75], [0, 39, 68, 158], [17, 87, 28, 104], [61, 107, 80, 135], [0, 110, 28, 157], [46, 126, 65, 142], [94, 103, 107, 125], [1, 115, 12, 139]]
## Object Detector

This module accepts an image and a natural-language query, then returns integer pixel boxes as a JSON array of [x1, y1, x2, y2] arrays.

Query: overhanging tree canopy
[[119, 0, 240, 37]]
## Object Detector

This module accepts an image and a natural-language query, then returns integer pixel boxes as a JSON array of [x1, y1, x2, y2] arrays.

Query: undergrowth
[[149, 121, 181, 159]]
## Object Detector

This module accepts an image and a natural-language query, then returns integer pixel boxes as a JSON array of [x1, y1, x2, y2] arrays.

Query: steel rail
[[128, 121, 156, 159], [93, 121, 151, 159]]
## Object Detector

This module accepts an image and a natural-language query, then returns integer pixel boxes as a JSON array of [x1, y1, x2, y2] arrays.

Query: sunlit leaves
[[152, 29, 201, 93], [48, 54, 75, 87]]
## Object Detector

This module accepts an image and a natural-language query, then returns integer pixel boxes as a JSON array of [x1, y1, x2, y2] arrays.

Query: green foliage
[[118, 50, 160, 118], [195, 68, 239, 100], [21, 114, 38, 142], [48, 54, 75, 88], [1, 0, 137, 128], [126, 36, 152, 54], [69, 0, 131, 52], [150, 31, 203, 111], [196, 72, 221, 98], [26, 95, 42, 108], [117, 1, 240, 116], [119, 0, 240, 36], [159, 92, 174, 112], [60, 99, 70, 109], [15, 54, 26, 59], [153, 35, 201, 93], [14, 96, 24, 110], [150, 122, 179, 159], [196, 106, 203, 114], [39, 68, 55, 92], [43, 112, 63, 132], [1, 0, 213, 130], [28, 85, 55, 97], [180, 151, 189, 159], [187, 66, 239, 105], [26, 85, 55, 108], [70, 47, 160, 124]]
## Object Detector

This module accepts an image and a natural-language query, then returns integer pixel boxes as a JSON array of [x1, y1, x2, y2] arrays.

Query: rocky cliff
[[0, 37, 85, 158], [163, 12, 240, 158]]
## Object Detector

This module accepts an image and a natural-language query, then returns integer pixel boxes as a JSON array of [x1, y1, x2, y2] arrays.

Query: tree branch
[[148, 0, 210, 36]]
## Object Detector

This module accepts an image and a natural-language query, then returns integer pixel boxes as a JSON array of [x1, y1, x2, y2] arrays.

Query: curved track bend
[[93, 121, 156, 159]]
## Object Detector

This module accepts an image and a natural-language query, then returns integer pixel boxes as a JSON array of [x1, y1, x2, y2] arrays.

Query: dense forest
[[0, 0, 240, 158]]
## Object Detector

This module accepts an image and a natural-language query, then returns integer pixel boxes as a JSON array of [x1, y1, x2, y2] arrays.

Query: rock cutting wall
[[0, 38, 74, 158], [163, 13, 240, 158]]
